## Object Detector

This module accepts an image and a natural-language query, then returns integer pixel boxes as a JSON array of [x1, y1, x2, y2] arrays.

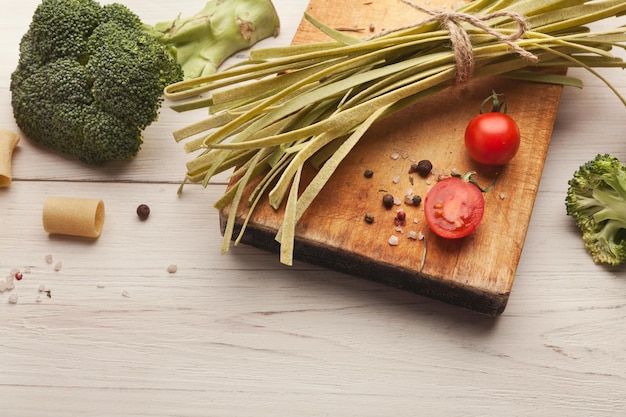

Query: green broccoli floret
[[11, 0, 183, 164], [145, 0, 280, 79], [565, 154, 626, 266], [11, 0, 280, 164]]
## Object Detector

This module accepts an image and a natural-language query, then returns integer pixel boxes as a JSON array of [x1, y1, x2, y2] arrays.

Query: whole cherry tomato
[[424, 172, 486, 239], [464, 92, 520, 166]]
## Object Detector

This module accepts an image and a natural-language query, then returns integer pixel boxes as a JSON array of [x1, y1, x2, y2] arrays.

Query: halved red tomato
[[424, 173, 485, 239]]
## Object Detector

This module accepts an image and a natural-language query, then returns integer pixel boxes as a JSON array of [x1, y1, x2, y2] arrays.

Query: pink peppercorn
[[395, 210, 407, 226]]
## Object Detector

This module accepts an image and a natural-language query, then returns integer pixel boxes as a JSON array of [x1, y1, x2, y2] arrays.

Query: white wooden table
[[1, 1, 625, 415]]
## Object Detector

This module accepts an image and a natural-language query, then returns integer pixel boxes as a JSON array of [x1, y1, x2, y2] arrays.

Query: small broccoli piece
[[10, 0, 183, 164], [145, 0, 280, 79], [565, 154, 626, 265]]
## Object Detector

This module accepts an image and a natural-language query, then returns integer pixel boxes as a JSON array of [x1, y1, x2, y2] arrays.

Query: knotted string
[[371, 0, 539, 84]]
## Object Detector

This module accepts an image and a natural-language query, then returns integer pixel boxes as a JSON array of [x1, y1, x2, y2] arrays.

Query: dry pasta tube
[[43, 196, 105, 238], [0, 129, 20, 188]]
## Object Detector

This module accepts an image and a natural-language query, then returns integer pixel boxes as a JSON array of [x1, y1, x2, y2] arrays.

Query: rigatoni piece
[[42, 197, 105, 238], [0, 129, 20, 188]]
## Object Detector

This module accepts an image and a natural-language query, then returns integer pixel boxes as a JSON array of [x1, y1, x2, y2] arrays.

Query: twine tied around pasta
[[373, 0, 539, 83]]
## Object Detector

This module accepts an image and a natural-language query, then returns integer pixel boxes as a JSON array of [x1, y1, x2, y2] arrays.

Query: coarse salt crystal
[[36, 296, 42, 303], [0, 281, 8, 293], [392, 175, 401, 184], [54, 262, 62, 271], [407, 230, 418, 240], [167, 264, 178, 274], [45, 254, 53, 264], [8, 293, 18, 304], [5, 275, 15, 290], [390, 152, 400, 160], [417, 231, 425, 241], [121, 290, 131, 298], [388, 235, 399, 246], [38, 284, 46, 292], [404, 189, 415, 205], [393, 197, 402, 206]]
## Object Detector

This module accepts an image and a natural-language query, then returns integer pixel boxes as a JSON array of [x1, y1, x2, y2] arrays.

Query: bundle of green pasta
[[165, 0, 626, 265]]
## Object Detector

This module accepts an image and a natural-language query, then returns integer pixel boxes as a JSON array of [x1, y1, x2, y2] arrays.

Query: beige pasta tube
[[43, 197, 105, 238], [0, 129, 20, 188]]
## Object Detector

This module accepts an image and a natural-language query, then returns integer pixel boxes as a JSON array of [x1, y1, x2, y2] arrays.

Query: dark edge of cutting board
[[219, 216, 509, 316]]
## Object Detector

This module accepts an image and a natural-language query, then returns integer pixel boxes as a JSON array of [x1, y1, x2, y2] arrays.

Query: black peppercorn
[[364, 213, 375, 224], [136, 204, 150, 221], [382, 193, 395, 209], [363, 169, 374, 179], [412, 195, 422, 206], [415, 160, 433, 177]]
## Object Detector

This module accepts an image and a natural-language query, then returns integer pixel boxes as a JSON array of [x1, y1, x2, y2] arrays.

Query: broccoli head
[[10, 0, 183, 164], [565, 154, 626, 265]]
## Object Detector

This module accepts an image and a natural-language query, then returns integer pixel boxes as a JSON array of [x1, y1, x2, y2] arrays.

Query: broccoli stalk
[[10, 0, 280, 164], [147, 0, 280, 79], [565, 154, 626, 265]]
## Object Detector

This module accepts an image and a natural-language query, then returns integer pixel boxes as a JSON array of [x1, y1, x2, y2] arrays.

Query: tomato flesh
[[464, 112, 520, 166], [424, 176, 484, 239]]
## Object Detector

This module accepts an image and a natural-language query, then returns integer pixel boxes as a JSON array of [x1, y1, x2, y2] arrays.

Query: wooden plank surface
[[220, 0, 564, 315], [3, 2, 626, 415]]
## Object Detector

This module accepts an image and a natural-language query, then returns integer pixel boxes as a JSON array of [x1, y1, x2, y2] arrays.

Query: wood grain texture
[[220, 0, 564, 315], [2, 2, 626, 416]]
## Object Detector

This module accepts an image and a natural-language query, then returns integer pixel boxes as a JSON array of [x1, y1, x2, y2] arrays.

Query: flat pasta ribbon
[[373, 0, 539, 83]]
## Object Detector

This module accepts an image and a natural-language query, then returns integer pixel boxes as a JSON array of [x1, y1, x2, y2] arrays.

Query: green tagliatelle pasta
[[165, 0, 626, 265]]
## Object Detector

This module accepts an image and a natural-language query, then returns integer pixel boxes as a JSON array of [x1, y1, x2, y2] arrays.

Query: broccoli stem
[[147, 0, 280, 79], [591, 185, 626, 226]]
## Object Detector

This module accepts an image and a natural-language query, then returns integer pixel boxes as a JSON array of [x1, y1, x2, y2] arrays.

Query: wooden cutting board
[[220, 0, 564, 316]]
